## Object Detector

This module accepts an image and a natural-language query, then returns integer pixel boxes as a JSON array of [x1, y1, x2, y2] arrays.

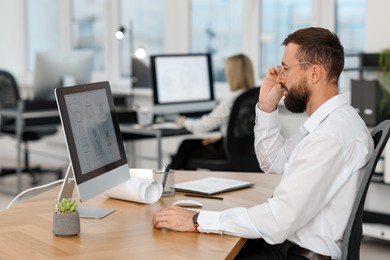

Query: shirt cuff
[[255, 102, 279, 130], [197, 210, 222, 234], [183, 118, 194, 131]]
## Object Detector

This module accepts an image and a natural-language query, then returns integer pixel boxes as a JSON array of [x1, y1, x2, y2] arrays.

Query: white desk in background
[[120, 123, 189, 169], [0, 102, 59, 194]]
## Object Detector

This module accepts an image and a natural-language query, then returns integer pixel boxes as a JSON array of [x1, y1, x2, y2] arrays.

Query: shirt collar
[[300, 93, 348, 135]]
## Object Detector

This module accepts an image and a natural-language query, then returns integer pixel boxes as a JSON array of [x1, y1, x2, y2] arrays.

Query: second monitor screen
[[153, 54, 213, 104]]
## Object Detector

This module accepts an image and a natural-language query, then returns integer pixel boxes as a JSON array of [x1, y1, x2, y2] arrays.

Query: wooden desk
[[0, 170, 281, 259]]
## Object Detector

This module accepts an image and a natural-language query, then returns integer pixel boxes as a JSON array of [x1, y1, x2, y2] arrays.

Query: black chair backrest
[[0, 70, 21, 109], [224, 87, 262, 172], [0, 70, 22, 129], [341, 120, 390, 260]]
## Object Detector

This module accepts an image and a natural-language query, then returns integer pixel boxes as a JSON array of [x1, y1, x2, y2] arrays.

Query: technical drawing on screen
[[150, 53, 216, 118]]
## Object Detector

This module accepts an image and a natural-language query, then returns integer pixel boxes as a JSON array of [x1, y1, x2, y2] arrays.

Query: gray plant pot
[[52, 211, 81, 236]]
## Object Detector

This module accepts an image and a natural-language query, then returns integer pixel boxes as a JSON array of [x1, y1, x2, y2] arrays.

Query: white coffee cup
[[137, 107, 153, 126]]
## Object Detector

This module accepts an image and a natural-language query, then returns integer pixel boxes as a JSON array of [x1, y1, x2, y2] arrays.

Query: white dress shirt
[[183, 90, 243, 136], [196, 93, 374, 259]]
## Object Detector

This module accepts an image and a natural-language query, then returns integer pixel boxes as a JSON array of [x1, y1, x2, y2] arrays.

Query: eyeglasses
[[275, 61, 312, 78]]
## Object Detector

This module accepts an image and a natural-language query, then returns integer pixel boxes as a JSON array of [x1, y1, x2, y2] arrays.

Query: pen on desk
[[161, 163, 171, 190], [184, 193, 224, 200]]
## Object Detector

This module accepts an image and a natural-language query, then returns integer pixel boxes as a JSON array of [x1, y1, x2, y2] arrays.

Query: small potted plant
[[52, 198, 80, 236], [378, 48, 390, 117]]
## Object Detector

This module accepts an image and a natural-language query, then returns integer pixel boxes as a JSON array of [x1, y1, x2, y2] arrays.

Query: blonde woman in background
[[170, 53, 255, 170]]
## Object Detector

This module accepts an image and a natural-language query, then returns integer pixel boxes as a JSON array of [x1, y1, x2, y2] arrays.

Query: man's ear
[[311, 64, 321, 84]]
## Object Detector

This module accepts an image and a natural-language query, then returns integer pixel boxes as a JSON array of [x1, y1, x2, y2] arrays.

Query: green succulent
[[56, 198, 78, 214]]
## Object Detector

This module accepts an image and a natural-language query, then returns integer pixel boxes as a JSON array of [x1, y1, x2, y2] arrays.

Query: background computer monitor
[[132, 57, 150, 88], [55, 81, 130, 218], [150, 53, 215, 117], [33, 50, 94, 101]]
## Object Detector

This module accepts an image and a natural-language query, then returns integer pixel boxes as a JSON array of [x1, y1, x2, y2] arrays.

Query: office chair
[[341, 120, 390, 260], [185, 87, 262, 172], [0, 70, 62, 184]]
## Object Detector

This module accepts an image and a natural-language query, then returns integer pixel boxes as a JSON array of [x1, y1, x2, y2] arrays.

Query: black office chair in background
[[186, 87, 262, 172], [0, 70, 62, 184], [341, 120, 390, 260]]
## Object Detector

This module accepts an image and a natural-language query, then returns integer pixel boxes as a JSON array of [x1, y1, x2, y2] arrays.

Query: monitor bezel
[[55, 81, 128, 185], [150, 53, 215, 111]]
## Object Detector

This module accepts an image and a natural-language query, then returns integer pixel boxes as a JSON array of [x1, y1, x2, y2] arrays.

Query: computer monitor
[[150, 53, 215, 117], [33, 50, 94, 101], [132, 58, 150, 88], [55, 81, 130, 218]]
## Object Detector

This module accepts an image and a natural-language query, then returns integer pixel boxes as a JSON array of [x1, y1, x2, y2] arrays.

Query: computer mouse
[[172, 199, 203, 207]]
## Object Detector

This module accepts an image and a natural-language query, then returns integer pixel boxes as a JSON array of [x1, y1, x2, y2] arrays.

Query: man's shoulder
[[316, 105, 370, 141]]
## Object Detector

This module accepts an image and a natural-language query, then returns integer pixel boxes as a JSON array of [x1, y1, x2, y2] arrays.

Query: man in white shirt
[[152, 27, 374, 259]]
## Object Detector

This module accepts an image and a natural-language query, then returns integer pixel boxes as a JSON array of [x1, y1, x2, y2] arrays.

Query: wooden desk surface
[[0, 170, 280, 259]]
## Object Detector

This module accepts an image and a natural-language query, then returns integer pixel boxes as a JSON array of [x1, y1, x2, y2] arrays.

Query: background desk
[[0, 103, 59, 194], [120, 123, 189, 169], [0, 96, 131, 194], [0, 170, 280, 259]]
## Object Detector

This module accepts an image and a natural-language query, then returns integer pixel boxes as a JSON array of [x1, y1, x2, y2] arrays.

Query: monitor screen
[[150, 53, 215, 116], [33, 50, 94, 101], [55, 81, 130, 206]]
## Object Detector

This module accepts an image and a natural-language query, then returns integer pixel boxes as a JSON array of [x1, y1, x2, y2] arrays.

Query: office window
[[259, 0, 311, 78], [190, 0, 243, 81], [72, 0, 107, 71], [119, 0, 164, 77], [336, 0, 365, 53], [336, 0, 365, 93], [25, 0, 61, 71]]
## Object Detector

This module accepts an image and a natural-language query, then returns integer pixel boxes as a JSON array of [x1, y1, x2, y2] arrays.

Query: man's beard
[[283, 77, 310, 113]]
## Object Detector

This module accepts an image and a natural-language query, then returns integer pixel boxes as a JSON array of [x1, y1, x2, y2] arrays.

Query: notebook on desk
[[175, 177, 254, 195], [152, 122, 184, 130]]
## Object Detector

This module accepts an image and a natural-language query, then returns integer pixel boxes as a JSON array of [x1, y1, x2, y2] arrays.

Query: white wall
[[365, 0, 390, 52]]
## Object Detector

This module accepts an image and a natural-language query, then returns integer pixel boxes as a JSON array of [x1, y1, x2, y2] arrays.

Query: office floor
[[0, 134, 390, 259]]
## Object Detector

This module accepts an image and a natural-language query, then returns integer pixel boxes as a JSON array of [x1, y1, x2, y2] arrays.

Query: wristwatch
[[192, 212, 199, 231]]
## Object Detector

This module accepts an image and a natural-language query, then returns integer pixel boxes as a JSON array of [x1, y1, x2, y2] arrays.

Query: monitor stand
[[57, 164, 116, 219]]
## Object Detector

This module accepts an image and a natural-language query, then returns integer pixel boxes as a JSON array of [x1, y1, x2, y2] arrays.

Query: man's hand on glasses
[[258, 66, 285, 113]]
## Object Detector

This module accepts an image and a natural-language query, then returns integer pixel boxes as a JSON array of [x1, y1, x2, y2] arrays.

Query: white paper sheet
[[104, 176, 163, 204]]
